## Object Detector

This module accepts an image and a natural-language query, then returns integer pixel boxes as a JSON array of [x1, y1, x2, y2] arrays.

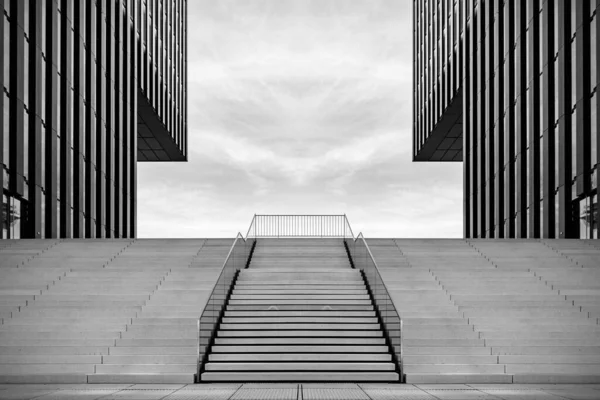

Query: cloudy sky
[[137, 0, 463, 238]]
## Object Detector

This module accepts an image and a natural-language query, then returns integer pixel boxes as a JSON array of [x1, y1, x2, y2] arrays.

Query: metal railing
[[346, 233, 403, 382], [246, 214, 355, 239], [196, 233, 256, 382]]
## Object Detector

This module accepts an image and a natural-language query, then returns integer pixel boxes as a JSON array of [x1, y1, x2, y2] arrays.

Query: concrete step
[[226, 305, 374, 311], [95, 364, 196, 373], [211, 345, 389, 353], [491, 346, 600, 355], [102, 355, 198, 364], [220, 317, 378, 323], [404, 364, 506, 374], [224, 311, 376, 317], [219, 323, 381, 330], [108, 347, 197, 355], [208, 353, 391, 362], [200, 372, 399, 381], [214, 338, 386, 345], [0, 355, 101, 364], [88, 373, 194, 384], [403, 355, 499, 364], [204, 362, 396, 371], [0, 347, 109, 355]]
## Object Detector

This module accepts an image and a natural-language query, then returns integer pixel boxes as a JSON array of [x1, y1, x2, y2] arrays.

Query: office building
[[414, 0, 599, 239], [1, 0, 187, 238]]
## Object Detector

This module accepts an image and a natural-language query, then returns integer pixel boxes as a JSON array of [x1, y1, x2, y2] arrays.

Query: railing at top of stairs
[[245, 214, 355, 239], [346, 233, 404, 382], [196, 233, 256, 383]]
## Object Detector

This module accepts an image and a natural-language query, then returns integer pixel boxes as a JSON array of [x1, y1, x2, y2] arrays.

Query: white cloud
[[137, 0, 463, 238]]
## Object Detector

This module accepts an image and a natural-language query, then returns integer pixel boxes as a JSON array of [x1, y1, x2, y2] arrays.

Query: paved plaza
[[1, 384, 600, 400]]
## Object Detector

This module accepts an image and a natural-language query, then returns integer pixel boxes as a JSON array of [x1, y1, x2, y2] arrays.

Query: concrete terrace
[[0, 237, 599, 384], [2, 383, 600, 400]]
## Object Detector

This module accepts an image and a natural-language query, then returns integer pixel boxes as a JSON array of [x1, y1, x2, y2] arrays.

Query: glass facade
[[0, 0, 187, 239], [414, 0, 600, 239]]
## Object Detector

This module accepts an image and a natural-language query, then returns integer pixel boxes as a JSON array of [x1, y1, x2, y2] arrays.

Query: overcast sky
[[137, 0, 463, 238]]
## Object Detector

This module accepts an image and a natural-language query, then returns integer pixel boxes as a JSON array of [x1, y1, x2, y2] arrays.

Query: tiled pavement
[[1, 384, 600, 400]]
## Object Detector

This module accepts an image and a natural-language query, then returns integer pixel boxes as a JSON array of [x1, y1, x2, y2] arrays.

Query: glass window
[[23, 36, 28, 109], [1, 193, 7, 239], [572, 36, 577, 106], [592, 94, 598, 169], [592, 16, 597, 91], [3, 91, 9, 172], [4, 14, 10, 87], [572, 108, 578, 179], [593, 194, 598, 239]]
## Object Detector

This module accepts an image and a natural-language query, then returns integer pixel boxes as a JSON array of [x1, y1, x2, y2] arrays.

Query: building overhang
[[413, 93, 464, 162], [137, 88, 187, 162]]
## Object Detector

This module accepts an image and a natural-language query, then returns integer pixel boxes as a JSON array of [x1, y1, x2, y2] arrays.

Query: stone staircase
[[0, 239, 231, 383], [199, 239, 400, 381], [369, 238, 600, 384]]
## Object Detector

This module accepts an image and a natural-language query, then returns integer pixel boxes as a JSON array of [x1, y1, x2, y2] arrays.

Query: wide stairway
[[200, 239, 400, 381]]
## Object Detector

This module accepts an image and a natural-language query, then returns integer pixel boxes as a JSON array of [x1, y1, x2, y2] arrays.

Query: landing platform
[[1, 383, 600, 399]]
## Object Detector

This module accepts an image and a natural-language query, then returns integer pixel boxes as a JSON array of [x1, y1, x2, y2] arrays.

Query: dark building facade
[[1, 0, 187, 239], [414, 0, 599, 239]]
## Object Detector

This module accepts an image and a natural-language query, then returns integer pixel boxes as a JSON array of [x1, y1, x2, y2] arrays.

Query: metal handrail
[[354, 233, 399, 306], [196, 232, 255, 382], [349, 232, 403, 381], [245, 214, 355, 239]]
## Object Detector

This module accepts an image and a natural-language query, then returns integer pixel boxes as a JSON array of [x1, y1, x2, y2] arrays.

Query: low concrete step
[[200, 372, 399, 381], [224, 311, 376, 317], [211, 345, 389, 353], [214, 338, 386, 345], [221, 317, 378, 323], [208, 353, 391, 362], [219, 323, 381, 330], [204, 362, 396, 371]]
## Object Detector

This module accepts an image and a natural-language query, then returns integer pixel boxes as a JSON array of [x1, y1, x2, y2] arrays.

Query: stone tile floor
[[1, 384, 600, 400]]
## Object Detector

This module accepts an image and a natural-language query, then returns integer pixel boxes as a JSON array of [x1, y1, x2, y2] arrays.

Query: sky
[[137, 0, 463, 238]]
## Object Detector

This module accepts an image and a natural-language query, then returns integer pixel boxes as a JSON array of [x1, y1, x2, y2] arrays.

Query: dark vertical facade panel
[[463, 0, 472, 238], [59, 0, 72, 238], [84, 1, 97, 238], [493, 0, 504, 238], [526, 0, 541, 238], [105, 0, 115, 237], [9, 0, 25, 197], [484, 0, 495, 237], [597, 1, 600, 196], [45, 0, 58, 237], [114, 0, 123, 238], [504, 0, 516, 238], [514, 0, 528, 238], [477, 0, 486, 237], [96, 0, 106, 238], [469, 0, 478, 238], [575, 0, 591, 196], [542, 0, 555, 237], [29, 0, 43, 238], [557, 0, 572, 238], [72, 0, 85, 238], [0, 0, 4, 201], [122, 0, 131, 237], [130, 0, 138, 238]]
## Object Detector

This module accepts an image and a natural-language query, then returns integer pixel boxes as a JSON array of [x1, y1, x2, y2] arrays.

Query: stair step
[[221, 317, 379, 323], [204, 362, 396, 371], [228, 300, 373, 305], [200, 372, 399, 381], [223, 311, 376, 317], [226, 305, 374, 311], [219, 323, 381, 330], [208, 353, 391, 361], [214, 338, 386, 345], [210, 345, 389, 353]]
